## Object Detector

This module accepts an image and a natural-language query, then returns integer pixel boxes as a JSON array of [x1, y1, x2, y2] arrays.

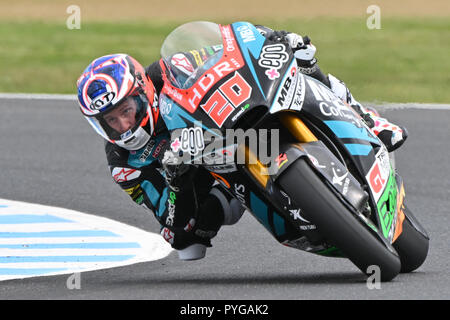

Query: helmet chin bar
[[115, 126, 151, 151]]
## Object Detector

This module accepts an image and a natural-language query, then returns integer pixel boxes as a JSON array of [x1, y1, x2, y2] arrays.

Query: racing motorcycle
[[157, 21, 429, 281]]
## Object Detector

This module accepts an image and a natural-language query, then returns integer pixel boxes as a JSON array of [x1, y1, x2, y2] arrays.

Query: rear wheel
[[278, 158, 401, 281]]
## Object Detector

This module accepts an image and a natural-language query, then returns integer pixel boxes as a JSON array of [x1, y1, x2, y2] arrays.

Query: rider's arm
[[105, 140, 167, 216], [105, 141, 216, 249]]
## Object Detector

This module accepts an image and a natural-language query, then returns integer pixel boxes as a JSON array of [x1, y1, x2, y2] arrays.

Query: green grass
[[0, 17, 449, 103]]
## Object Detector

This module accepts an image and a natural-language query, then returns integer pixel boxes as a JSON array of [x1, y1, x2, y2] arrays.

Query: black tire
[[392, 214, 429, 273], [278, 158, 401, 282]]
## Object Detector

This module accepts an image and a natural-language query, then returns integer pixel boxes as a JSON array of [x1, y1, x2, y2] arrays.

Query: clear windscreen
[[160, 21, 224, 89]]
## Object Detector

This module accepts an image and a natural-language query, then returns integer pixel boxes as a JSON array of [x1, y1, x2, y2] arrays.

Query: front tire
[[278, 158, 401, 282], [393, 211, 429, 273]]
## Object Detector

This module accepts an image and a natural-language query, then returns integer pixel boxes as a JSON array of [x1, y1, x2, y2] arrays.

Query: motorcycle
[[157, 21, 429, 281]]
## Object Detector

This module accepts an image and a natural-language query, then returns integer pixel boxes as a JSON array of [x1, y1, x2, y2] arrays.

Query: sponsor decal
[[290, 72, 306, 111], [200, 72, 252, 127], [166, 191, 176, 226], [161, 227, 174, 244], [90, 91, 115, 110], [165, 86, 183, 102], [270, 61, 302, 113], [234, 183, 246, 204], [258, 44, 289, 80], [170, 138, 181, 153], [231, 103, 250, 122], [236, 24, 256, 43], [366, 147, 391, 202], [330, 163, 351, 196], [222, 25, 236, 51], [189, 50, 203, 66], [120, 129, 133, 140], [139, 140, 157, 162], [160, 99, 172, 118], [152, 139, 167, 158], [172, 126, 205, 156], [319, 101, 361, 125], [277, 67, 297, 106], [275, 153, 288, 169], [289, 208, 311, 223], [112, 167, 141, 183], [171, 53, 194, 75], [331, 167, 349, 187], [376, 172, 398, 239]]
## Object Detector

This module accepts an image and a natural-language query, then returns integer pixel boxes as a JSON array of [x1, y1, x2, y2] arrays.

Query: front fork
[[239, 112, 317, 188]]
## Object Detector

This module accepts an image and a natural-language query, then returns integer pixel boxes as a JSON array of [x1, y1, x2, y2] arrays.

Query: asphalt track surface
[[0, 96, 449, 300]]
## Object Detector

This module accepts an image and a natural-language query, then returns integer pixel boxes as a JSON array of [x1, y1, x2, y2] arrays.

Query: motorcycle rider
[[76, 24, 407, 260]]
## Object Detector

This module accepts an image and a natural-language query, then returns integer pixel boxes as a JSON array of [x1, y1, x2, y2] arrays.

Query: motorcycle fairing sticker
[[269, 60, 306, 113], [232, 22, 267, 99], [365, 147, 398, 240], [365, 147, 391, 203], [305, 78, 379, 156], [376, 171, 398, 240], [199, 71, 253, 127]]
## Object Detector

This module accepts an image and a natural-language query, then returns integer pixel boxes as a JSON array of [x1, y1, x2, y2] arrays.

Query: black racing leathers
[[105, 131, 225, 250]]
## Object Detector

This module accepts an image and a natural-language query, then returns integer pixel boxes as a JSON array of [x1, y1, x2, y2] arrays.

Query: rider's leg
[[176, 184, 245, 260]]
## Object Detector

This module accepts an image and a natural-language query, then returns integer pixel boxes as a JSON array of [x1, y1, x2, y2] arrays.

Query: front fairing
[[158, 21, 298, 133]]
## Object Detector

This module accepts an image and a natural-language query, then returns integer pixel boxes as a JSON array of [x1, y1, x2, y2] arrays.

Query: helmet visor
[[87, 94, 149, 143]]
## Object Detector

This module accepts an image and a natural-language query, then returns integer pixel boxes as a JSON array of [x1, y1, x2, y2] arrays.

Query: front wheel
[[278, 158, 401, 282], [393, 210, 429, 273]]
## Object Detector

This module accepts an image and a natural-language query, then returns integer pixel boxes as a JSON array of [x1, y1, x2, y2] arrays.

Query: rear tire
[[393, 214, 429, 273], [278, 158, 401, 282]]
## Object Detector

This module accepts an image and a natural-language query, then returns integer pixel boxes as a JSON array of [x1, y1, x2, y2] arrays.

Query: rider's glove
[[161, 150, 190, 191], [269, 31, 318, 73], [293, 35, 318, 71], [285, 32, 304, 49]]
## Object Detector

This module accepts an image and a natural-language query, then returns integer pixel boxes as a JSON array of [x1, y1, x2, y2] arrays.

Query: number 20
[[201, 72, 252, 127]]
